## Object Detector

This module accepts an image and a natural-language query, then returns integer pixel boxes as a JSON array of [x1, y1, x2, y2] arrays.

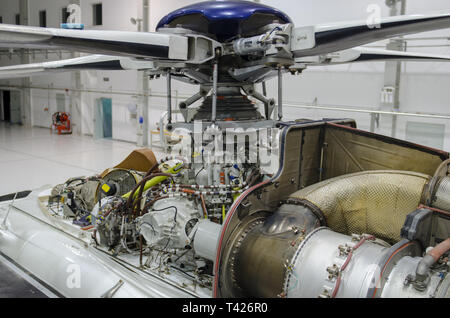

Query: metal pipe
[[212, 62, 218, 123], [416, 238, 450, 282], [249, 89, 273, 106], [4, 83, 450, 121], [246, 87, 275, 120], [428, 238, 450, 262], [141, 71, 150, 146], [262, 81, 267, 97], [141, 0, 150, 146], [100, 280, 124, 298], [0, 84, 166, 98], [167, 72, 172, 124], [319, 144, 325, 182], [367, 44, 450, 49], [261, 82, 270, 118], [385, 0, 406, 139], [283, 102, 450, 121], [278, 67, 283, 121], [142, 0, 149, 33], [179, 91, 204, 109], [19, 0, 32, 128]]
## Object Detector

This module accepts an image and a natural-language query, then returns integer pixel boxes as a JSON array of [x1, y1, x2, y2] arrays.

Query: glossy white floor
[[0, 122, 164, 196]]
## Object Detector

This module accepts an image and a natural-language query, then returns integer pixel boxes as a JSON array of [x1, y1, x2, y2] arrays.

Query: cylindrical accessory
[[233, 35, 270, 55], [167, 72, 172, 124], [193, 220, 222, 262], [137, 197, 201, 249], [277, 67, 283, 120], [284, 228, 389, 298], [212, 62, 218, 123], [432, 176, 450, 211], [97, 169, 141, 203]]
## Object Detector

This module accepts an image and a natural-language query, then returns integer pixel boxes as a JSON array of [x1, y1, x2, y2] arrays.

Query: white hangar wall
[[264, 0, 450, 148], [0, 0, 449, 150]]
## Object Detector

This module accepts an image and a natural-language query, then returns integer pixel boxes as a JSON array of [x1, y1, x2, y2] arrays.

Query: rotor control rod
[[212, 62, 219, 123], [278, 67, 283, 121], [262, 82, 270, 118], [243, 86, 275, 120], [167, 72, 172, 124], [179, 89, 208, 110]]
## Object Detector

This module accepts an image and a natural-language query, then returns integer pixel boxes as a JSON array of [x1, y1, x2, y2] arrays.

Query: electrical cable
[[331, 236, 375, 298]]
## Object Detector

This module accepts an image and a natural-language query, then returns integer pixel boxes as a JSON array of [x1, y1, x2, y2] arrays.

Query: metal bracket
[[326, 264, 340, 280], [178, 87, 210, 122], [338, 244, 353, 257], [242, 85, 276, 120]]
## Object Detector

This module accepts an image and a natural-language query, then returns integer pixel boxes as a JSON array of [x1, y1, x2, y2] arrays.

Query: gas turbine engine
[[21, 0, 450, 298]]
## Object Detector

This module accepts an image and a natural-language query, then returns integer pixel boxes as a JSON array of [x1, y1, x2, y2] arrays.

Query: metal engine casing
[[284, 228, 390, 298], [138, 197, 202, 250], [381, 256, 450, 298], [433, 176, 450, 211]]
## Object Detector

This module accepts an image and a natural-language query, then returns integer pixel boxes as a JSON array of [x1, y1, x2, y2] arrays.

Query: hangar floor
[[0, 122, 164, 196], [0, 253, 58, 298]]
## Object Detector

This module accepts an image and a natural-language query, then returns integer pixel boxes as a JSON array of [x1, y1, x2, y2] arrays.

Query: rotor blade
[[292, 12, 450, 57], [296, 47, 450, 66], [0, 24, 188, 60], [0, 54, 155, 79]]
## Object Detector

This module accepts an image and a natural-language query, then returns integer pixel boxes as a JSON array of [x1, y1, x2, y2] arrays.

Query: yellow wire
[[222, 205, 226, 223]]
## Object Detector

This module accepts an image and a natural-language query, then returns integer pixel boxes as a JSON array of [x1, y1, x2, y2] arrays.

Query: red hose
[[429, 238, 450, 262], [331, 236, 375, 298], [200, 194, 208, 219]]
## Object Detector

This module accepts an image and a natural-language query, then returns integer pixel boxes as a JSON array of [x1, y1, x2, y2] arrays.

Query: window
[[93, 3, 102, 26], [62, 7, 70, 23], [39, 10, 46, 27], [15, 14, 20, 25], [0, 17, 3, 24]]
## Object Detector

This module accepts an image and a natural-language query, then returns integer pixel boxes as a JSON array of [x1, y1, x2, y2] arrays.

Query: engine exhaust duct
[[218, 170, 450, 298]]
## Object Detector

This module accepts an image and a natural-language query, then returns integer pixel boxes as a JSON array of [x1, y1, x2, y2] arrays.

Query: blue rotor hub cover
[[157, 1, 292, 42]]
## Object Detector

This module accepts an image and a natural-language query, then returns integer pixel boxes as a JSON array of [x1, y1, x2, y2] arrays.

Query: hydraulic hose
[[123, 173, 174, 201], [416, 238, 450, 282], [429, 238, 450, 261], [124, 173, 174, 217]]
